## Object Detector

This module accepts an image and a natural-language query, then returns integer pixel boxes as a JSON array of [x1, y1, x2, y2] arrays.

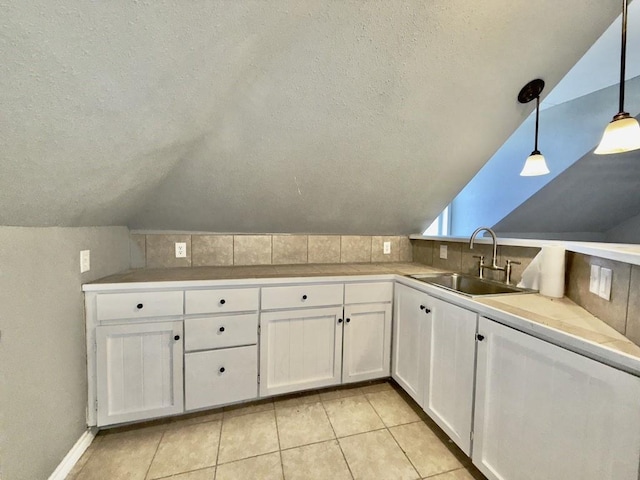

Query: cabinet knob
[[219, 367, 225, 373], [424, 308, 431, 314], [219, 326, 225, 333], [302, 294, 308, 300], [476, 334, 485, 342], [174, 335, 180, 341], [345, 318, 351, 323], [136, 303, 144, 309], [338, 318, 343, 323], [219, 299, 226, 305], [419, 305, 425, 310]]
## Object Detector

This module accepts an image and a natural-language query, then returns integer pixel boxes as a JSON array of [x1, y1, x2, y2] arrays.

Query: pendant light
[[595, 0, 640, 154], [518, 78, 550, 176]]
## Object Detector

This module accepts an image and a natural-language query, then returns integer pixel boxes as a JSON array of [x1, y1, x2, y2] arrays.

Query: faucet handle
[[473, 255, 485, 263], [505, 259, 521, 266]]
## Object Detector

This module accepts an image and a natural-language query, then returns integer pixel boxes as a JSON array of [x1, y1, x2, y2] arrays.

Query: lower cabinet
[[183, 313, 259, 411], [185, 345, 257, 411], [423, 296, 477, 455], [260, 306, 344, 397], [343, 302, 392, 384], [392, 283, 477, 455], [473, 317, 640, 480], [96, 320, 184, 427]]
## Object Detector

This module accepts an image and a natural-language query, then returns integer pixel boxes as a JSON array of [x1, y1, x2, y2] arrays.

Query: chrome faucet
[[469, 226, 505, 279]]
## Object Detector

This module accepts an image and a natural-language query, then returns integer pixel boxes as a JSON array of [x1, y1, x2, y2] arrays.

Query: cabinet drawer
[[96, 291, 183, 321], [261, 283, 344, 310], [185, 288, 259, 315], [345, 282, 393, 304], [185, 313, 257, 352], [185, 345, 258, 411]]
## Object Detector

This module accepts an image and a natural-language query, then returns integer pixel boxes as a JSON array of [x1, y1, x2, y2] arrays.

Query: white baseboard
[[48, 428, 97, 480]]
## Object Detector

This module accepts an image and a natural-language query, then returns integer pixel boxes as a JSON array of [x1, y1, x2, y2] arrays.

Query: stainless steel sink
[[409, 273, 535, 297]]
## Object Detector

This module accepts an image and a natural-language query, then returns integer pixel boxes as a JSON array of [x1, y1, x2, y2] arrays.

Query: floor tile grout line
[[143, 429, 166, 480], [272, 405, 286, 479], [319, 397, 356, 480], [213, 415, 224, 480], [386, 422, 423, 480], [423, 466, 469, 479]]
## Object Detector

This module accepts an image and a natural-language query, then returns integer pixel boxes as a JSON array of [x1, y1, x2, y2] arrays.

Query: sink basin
[[409, 273, 535, 297]]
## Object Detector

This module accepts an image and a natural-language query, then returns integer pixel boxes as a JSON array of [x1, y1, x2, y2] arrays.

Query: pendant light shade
[[595, 0, 640, 154], [595, 114, 640, 154], [520, 152, 550, 176], [518, 79, 549, 177]]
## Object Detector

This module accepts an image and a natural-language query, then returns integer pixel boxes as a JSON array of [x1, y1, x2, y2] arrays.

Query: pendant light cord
[[534, 95, 540, 153], [620, 0, 628, 114]]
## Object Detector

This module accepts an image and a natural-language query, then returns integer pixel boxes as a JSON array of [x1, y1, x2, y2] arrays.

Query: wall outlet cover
[[439, 245, 448, 260], [80, 250, 91, 273], [599, 268, 612, 301], [589, 265, 600, 294], [175, 242, 187, 258], [383, 241, 391, 254]]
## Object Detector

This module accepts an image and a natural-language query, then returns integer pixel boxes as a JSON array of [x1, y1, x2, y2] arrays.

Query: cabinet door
[[260, 307, 343, 397], [343, 303, 392, 384], [96, 321, 184, 426], [473, 317, 640, 480], [423, 297, 477, 455], [392, 284, 429, 405]]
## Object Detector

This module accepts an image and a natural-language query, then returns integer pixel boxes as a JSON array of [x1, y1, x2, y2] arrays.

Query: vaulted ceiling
[[0, 1, 622, 233]]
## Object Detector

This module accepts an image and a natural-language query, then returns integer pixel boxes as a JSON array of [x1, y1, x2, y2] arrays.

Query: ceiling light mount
[[518, 79, 550, 176]]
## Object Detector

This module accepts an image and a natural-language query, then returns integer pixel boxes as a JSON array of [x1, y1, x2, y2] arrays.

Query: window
[[424, 205, 451, 236]]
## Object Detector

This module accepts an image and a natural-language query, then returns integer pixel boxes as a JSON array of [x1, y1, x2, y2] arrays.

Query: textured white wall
[[0, 1, 621, 233], [0, 227, 130, 480]]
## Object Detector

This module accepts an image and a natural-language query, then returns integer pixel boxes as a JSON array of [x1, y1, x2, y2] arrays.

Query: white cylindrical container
[[539, 245, 566, 298]]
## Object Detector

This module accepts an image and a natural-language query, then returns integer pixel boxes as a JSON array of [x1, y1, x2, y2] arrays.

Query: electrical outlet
[[383, 241, 391, 255], [589, 264, 600, 294], [599, 268, 612, 301], [440, 245, 448, 260], [80, 250, 90, 273], [175, 242, 187, 258]]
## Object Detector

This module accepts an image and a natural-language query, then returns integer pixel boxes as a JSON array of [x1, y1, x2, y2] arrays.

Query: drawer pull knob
[[424, 308, 431, 314], [174, 335, 180, 341], [220, 299, 226, 305], [345, 318, 351, 323], [219, 367, 226, 373], [419, 305, 425, 310], [302, 294, 308, 300], [476, 334, 485, 342], [137, 303, 144, 309], [219, 326, 225, 333], [338, 318, 343, 323]]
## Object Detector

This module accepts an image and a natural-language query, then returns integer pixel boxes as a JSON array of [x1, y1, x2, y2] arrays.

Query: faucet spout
[[469, 226, 500, 269]]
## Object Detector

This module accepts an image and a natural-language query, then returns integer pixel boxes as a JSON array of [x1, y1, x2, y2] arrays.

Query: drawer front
[[185, 288, 259, 315], [345, 282, 393, 304], [185, 313, 258, 352], [261, 283, 344, 310], [96, 291, 183, 321], [185, 345, 258, 411]]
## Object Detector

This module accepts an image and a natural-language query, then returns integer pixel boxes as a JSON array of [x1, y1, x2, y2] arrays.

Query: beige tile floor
[[67, 381, 486, 480]]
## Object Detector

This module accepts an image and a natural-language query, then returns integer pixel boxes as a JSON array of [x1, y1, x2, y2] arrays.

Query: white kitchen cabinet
[[96, 321, 184, 426], [423, 296, 477, 455], [473, 317, 640, 480], [260, 306, 343, 397], [392, 283, 430, 404], [393, 283, 477, 454], [343, 302, 392, 384]]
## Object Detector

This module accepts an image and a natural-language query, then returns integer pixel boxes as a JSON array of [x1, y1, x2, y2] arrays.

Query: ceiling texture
[[0, 1, 623, 234]]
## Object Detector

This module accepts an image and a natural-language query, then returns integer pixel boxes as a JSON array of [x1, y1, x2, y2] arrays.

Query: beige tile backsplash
[[134, 233, 412, 269]]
